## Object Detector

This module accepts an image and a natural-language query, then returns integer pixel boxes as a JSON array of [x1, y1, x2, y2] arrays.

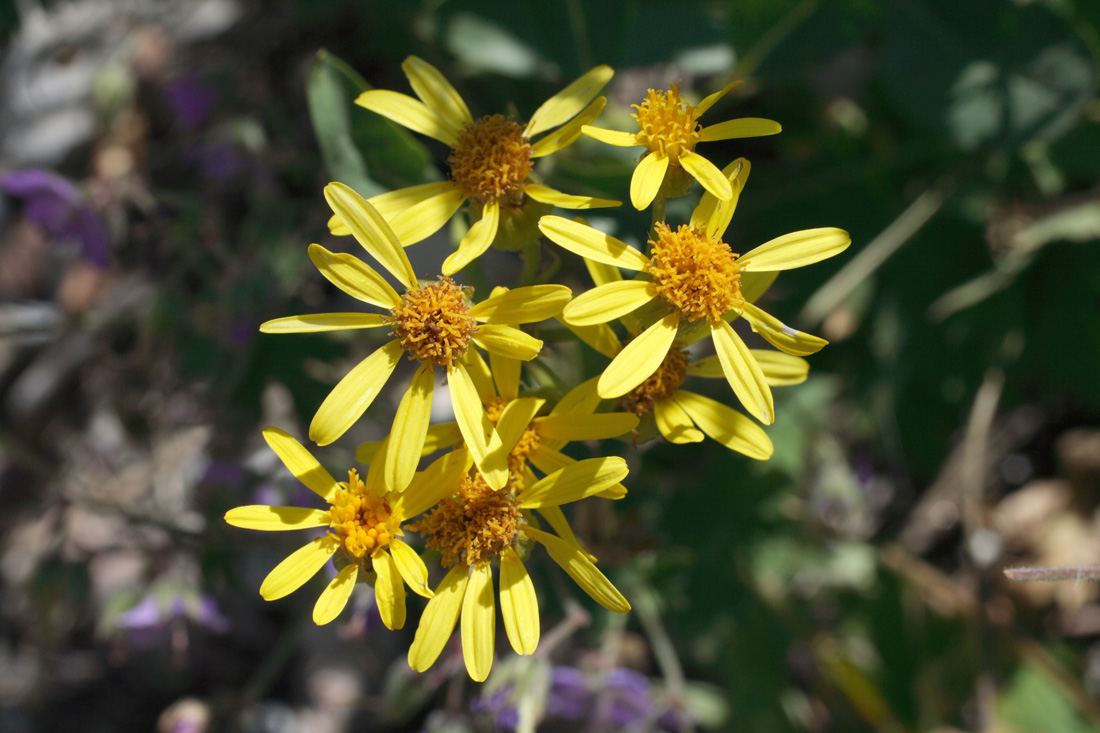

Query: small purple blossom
[[164, 76, 217, 131], [604, 668, 654, 727], [471, 685, 518, 731], [1, 169, 110, 267], [115, 590, 229, 649], [547, 666, 591, 720]]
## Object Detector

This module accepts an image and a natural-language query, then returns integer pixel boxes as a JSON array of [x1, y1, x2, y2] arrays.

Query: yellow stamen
[[645, 222, 742, 323], [621, 346, 689, 416], [449, 114, 533, 203], [632, 83, 701, 161], [328, 470, 398, 559], [410, 474, 522, 568], [390, 277, 478, 367]]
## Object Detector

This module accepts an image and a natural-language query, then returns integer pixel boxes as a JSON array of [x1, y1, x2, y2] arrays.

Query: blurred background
[[1, 0, 1099, 730]]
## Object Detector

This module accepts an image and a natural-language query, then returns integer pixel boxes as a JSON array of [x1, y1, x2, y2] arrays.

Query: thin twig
[[1004, 566, 1100, 583]]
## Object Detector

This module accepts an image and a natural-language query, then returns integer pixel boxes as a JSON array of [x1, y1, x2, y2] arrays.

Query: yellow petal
[[307, 243, 402, 308], [448, 364, 509, 491], [738, 227, 851, 272], [674, 390, 773, 460], [313, 564, 358, 625], [530, 96, 606, 157], [225, 506, 330, 531], [389, 538, 434, 599], [370, 181, 458, 221], [386, 184, 468, 246], [653, 398, 705, 443], [362, 435, 391, 498], [586, 257, 623, 285], [385, 364, 435, 492], [259, 535, 339, 601], [395, 448, 473, 518], [459, 348, 497, 404], [693, 80, 744, 117], [550, 376, 602, 417], [629, 152, 669, 210], [262, 427, 339, 500], [751, 350, 810, 385], [523, 184, 619, 210], [581, 125, 640, 147], [309, 340, 403, 446], [409, 565, 468, 673], [538, 216, 649, 271], [560, 319, 623, 359], [324, 183, 418, 289], [562, 280, 656, 327], [690, 157, 749, 239], [470, 284, 573, 323], [489, 349, 521, 401], [328, 212, 350, 236], [741, 302, 828, 356], [373, 547, 407, 630], [461, 564, 496, 682], [535, 412, 638, 441], [711, 320, 775, 425], [259, 313, 390, 333], [525, 64, 614, 137], [597, 312, 678, 399], [699, 117, 782, 142], [523, 526, 630, 613], [473, 324, 543, 361], [355, 89, 459, 146], [499, 548, 539, 655], [495, 397, 545, 455], [442, 200, 500, 276], [535, 505, 596, 560], [401, 55, 472, 131], [528, 446, 574, 476], [679, 150, 732, 201], [518, 456, 629, 508], [738, 270, 779, 306]]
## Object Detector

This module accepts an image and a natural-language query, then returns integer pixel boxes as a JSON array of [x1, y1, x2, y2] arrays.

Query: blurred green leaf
[[997, 661, 1097, 733]]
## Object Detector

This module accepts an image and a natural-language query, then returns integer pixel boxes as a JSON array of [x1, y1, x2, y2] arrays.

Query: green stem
[[649, 193, 667, 244], [518, 242, 541, 288]]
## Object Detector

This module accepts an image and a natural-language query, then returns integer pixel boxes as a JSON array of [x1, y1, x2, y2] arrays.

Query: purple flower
[[604, 668, 653, 727], [115, 589, 229, 649], [471, 685, 518, 731], [1, 169, 110, 267], [547, 666, 591, 720], [164, 76, 217, 131]]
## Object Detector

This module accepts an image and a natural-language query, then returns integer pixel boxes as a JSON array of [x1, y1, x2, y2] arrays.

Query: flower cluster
[[225, 56, 849, 682]]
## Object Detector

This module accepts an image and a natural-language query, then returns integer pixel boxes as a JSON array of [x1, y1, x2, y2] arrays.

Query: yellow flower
[[539, 158, 850, 425], [405, 461, 631, 682], [582, 81, 781, 209], [261, 183, 571, 493], [341, 56, 619, 275], [223, 428, 471, 628]]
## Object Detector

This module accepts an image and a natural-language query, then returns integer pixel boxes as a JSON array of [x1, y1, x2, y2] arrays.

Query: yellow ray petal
[[459, 348, 497, 404], [526, 64, 614, 137], [362, 435, 391, 498], [674, 390, 773, 460], [259, 535, 339, 601], [560, 319, 622, 359], [535, 505, 595, 560], [401, 55, 472, 131], [448, 364, 509, 491], [517, 456, 629, 508], [691, 157, 750, 239], [711, 319, 775, 425], [737, 227, 851, 272], [313, 564, 358, 625], [629, 152, 669, 210], [409, 565, 468, 673], [461, 564, 496, 682], [523, 526, 630, 613], [699, 117, 782, 142], [309, 340, 403, 446], [262, 427, 339, 501], [370, 181, 457, 220], [530, 96, 606, 158], [373, 547, 407, 630], [225, 506, 330, 531], [562, 280, 656, 327], [750, 350, 810, 385], [523, 184, 619, 210], [528, 445, 574, 476], [741, 302, 828, 356], [260, 313, 390, 333], [389, 538, 434, 599], [739, 270, 778, 305], [328, 212, 350, 236], [355, 89, 459, 146], [581, 125, 640, 146], [653, 398, 705, 443], [395, 448, 473, 519], [385, 363, 434, 492], [472, 324, 543, 361], [550, 376, 602, 417], [534, 412, 638, 441], [470, 284, 573, 323], [386, 184, 468, 246], [443, 200, 500, 276], [495, 397, 545, 455], [679, 150, 732, 201], [307, 243, 403, 308], [694, 79, 744, 117], [597, 312, 679, 399], [499, 548, 539, 655], [538, 216, 649, 271], [489, 349, 521, 401], [324, 182, 418, 289], [586, 257, 623, 285]]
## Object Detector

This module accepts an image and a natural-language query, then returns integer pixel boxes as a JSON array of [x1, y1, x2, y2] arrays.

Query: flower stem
[[1004, 566, 1100, 582]]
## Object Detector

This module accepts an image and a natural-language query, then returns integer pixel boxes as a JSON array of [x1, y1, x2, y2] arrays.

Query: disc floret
[[645, 222, 743, 323], [411, 474, 522, 568], [390, 277, 478, 366], [632, 83, 701, 161], [328, 469, 399, 560], [621, 346, 690, 417], [449, 114, 533, 203]]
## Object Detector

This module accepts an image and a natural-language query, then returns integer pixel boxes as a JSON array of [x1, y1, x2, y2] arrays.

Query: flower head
[[224, 428, 471, 628], [1, 168, 110, 266], [582, 81, 782, 209], [339, 57, 620, 274]]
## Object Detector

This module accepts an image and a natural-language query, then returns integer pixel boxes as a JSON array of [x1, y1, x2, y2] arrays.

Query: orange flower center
[[645, 222, 743, 323], [632, 83, 701, 161], [449, 114, 533, 203], [485, 397, 543, 477], [390, 277, 478, 367], [328, 470, 398, 559], [621, 346, 689, 416], [410, 474, 522, 568]]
